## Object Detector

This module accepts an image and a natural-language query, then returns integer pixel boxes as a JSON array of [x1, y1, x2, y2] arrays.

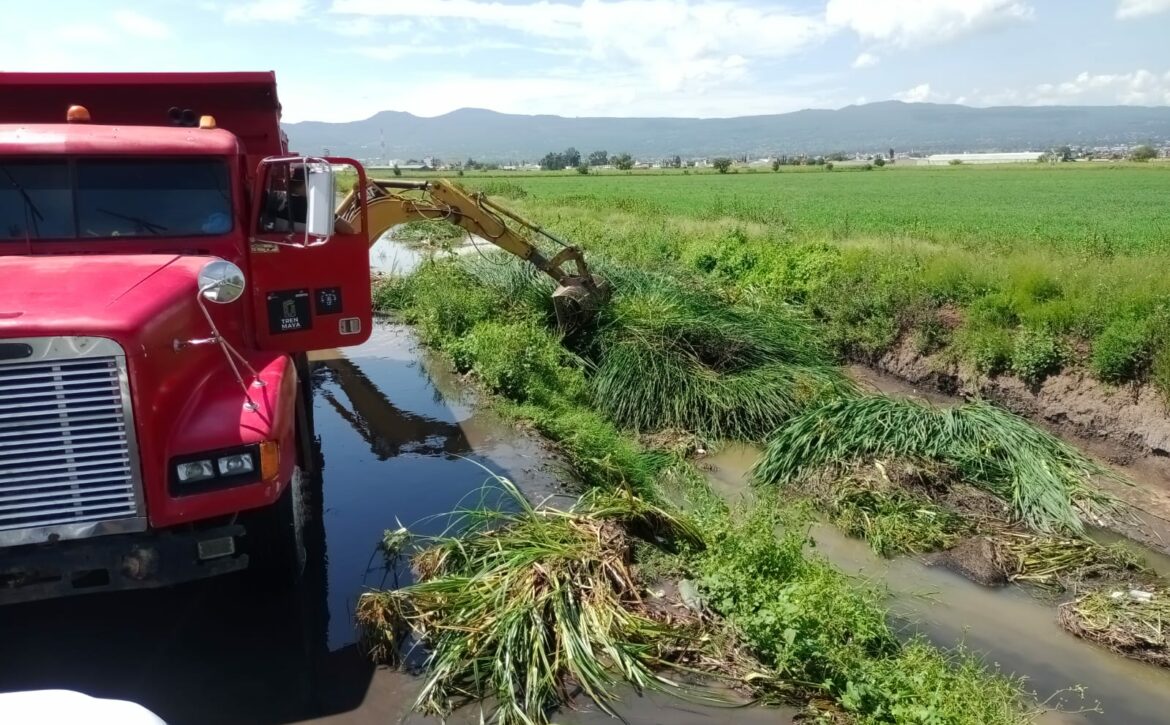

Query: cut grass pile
[[753, 396, 1118, 534], [588, 269, 854, 440], [1060, 588, 1170, 667], [357, 479, 724, 725], [995, 532, 1148, 590]]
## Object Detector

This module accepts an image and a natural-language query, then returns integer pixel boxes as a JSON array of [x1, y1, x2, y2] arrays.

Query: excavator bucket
[[552, 275, 612, 333]]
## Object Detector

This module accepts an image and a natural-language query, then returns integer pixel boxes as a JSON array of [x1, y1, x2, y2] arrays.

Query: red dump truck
[[0, 72, 375, 604]]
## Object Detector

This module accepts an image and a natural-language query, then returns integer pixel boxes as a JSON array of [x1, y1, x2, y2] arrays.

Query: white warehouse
[[917, 152, 1044, 165]]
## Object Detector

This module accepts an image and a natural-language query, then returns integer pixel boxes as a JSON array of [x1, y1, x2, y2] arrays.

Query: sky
[[1, 0, 1168, 122]]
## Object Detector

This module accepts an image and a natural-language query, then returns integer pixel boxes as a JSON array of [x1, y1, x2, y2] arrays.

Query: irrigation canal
[[2, 241, 1170, 723]]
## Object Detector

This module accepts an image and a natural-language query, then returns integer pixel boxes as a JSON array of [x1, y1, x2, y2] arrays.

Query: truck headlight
[[176, 460, 216, 483], [217, 452, 255, 476], [170, 444, 263, 495]]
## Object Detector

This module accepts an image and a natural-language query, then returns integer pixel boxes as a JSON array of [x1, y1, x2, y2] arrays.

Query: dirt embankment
[[858, 337, 1170, 553]]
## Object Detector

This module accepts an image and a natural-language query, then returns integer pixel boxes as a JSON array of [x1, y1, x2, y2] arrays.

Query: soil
[[858, 336, 1170, 555], [925, 536, 1009, 587]]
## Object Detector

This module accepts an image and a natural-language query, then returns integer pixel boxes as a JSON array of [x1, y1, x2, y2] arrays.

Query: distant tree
[[563, 147, 581, 167], [540, 152, 562, 170], [670, 155, 683, 168], [828, 151, 848, 162], [1057, 145, 1074, 162], [1131, 144, 1157, 162], [576, 163, 590, 175], [612, 153, 634, 171], [588, 150, 608, 166], [888, 148, 895, 163], [948, 158, 963, 166], [713, 157, 733, 173], [771, 158, 781, 171], [825, 162, 834, 171], [873, 155, 886, 167], [814, 156, 825, 166], [392, 163, 402, 177]]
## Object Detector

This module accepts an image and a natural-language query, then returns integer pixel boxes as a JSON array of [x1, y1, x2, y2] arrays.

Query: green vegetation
[[437, 163, 1170, 394], [374, 258, 1035, 722], [700, 508, 1028, 723], [753, 396, 1117, 534], [589, 269, 853, 440], [357, 479, 712, 725]]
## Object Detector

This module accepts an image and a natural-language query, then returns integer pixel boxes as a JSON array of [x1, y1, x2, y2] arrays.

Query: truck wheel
[[248, 466, 306, 587]]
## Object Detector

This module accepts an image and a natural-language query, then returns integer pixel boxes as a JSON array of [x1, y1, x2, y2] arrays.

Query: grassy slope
[[408, 163, 1170, 394]]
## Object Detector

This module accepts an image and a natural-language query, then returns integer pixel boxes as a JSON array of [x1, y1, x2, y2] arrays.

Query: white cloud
[[904, 69, 1170, 108], [329, 0, 831, 94], [113, 10, 171, 39], [893, 83, 943, 102], [225, 0, 312, 23], [1116, 0, 1170, 18], [852, 52, 880, 69], [1031, 69, 1170, 105], [826, 0, 1032, 48]]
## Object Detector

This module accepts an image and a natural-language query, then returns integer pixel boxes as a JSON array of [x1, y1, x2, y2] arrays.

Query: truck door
[[246, 157, 372, 352]]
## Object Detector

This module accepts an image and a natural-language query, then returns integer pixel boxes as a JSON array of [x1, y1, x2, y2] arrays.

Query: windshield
[[0, 158, 232, 240]]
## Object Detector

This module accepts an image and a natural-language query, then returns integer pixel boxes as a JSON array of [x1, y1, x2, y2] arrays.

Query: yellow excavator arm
[[336, 178, 610, 330]]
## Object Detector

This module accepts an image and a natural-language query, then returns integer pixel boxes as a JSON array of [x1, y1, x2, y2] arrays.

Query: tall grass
[[753, 396, 1119, 533], [587, 269, 854, 440]]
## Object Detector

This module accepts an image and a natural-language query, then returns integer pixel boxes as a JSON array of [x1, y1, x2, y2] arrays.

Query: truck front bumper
[[0, 524, 247, 606]]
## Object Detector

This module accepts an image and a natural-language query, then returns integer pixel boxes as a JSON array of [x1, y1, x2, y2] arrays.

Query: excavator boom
[[337, 178, 610, 331]]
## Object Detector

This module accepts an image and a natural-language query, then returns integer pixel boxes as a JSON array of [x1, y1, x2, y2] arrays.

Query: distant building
[[917, 152, 1044, 165]]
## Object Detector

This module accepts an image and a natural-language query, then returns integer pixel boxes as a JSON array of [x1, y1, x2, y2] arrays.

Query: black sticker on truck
[[267, 289, 312, 334], [315, 286, 343, 315]]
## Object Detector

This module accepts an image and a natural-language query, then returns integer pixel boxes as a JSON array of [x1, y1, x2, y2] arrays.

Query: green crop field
[[449, 163, 1170, 254], [405, 162, 1170, 393]]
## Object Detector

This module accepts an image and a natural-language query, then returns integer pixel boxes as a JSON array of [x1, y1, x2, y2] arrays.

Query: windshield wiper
[[98, 208, 169, 236], [0, 165, 44, 237]]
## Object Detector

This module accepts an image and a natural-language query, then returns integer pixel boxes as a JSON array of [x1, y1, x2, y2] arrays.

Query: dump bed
[[0, 72, 287, 170]]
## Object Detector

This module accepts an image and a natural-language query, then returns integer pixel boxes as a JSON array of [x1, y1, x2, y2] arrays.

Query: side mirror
[[304, 161, 335, 240]]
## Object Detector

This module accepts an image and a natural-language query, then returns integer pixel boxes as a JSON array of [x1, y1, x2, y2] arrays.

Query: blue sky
[[2, 0, 1168, 122]]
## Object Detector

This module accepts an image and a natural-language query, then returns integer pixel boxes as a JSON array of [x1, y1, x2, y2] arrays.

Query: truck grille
[[0, 338, 146, 544]]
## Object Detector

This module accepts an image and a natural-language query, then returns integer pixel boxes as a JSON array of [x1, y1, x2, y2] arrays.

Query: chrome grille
[[0, 337, 146, 545]]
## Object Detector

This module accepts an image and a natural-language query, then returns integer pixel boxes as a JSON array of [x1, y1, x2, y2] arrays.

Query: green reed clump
[[356, 479, 720, 725], [753, 395, 1118, 533], [588, 271, 854, 440]]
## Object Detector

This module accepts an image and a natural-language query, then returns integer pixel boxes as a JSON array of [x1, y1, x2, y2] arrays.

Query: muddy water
[[705, 444, 1170, 724], [0, 321, 787, 724]]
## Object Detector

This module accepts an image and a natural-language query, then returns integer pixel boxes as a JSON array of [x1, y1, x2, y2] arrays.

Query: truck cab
[[0, 72, 373, 603]]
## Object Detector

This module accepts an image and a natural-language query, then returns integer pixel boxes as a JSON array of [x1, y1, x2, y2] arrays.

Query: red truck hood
[[0, 254, 211, 342]]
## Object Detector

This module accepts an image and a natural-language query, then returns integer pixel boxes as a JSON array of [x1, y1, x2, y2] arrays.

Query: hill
[[283, 101, 1170, 161]]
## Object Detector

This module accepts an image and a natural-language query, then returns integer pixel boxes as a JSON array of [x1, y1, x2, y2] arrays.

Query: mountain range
[[283, 101, 1170, 162]]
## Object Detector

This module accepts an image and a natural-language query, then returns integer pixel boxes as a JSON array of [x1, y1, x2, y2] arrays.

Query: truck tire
[[247, 466, 306, 587]]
